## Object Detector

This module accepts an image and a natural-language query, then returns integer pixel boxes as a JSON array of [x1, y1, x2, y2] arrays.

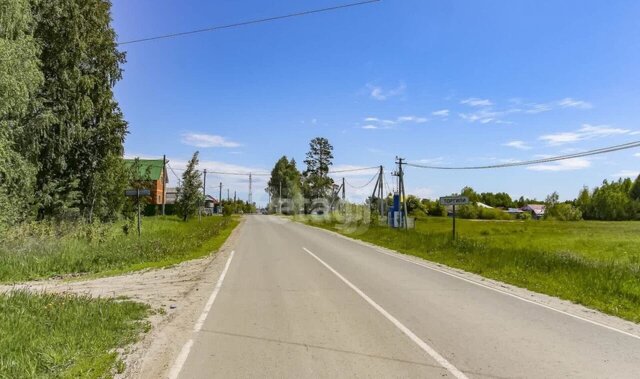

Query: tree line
[[1, 0, 128, 229]]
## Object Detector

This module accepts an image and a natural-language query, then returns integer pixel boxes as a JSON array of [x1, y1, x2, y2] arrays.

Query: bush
[[478, 207, 513, 220], [457, 204, 478, 219], [545, 203, 582, 221]]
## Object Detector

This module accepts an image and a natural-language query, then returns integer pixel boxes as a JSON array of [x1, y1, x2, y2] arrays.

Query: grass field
[[300, 215, 640, 323], [0, 291, 149, 378], [0, 216, 239, 283]]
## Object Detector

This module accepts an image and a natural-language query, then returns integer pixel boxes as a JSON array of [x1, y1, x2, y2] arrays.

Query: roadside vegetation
[[300, 214, 640, 323], [0, 216, 239, 283], [0, 291, 149, 378]]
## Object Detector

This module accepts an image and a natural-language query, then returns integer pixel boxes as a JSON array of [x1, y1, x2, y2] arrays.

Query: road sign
[[439, 196, 469, 206], [125, 189, 150, 197]]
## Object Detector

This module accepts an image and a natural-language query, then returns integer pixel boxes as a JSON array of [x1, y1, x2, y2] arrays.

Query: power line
[[166, 163, 181, 182], [406, 140, 640, 170], [328, 166, 380, 174], [345, 171, 379, 189], [118, 0, 380, 46]]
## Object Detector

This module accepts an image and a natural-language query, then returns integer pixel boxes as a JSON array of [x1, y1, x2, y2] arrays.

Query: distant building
[[505, 208, 524, 215], [124, 159, 168, 205], [521, 204, 546, 219]]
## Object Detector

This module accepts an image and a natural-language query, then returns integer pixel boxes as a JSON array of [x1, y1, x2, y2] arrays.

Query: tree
[[267, 156, 303, 214], [0, 0, 42, 228], [176, 152, 204, 221], [630, 174, 640, 201], [22, 0, 128, 221], [460, 186, 480, 203], [302, 137, 334, 210]]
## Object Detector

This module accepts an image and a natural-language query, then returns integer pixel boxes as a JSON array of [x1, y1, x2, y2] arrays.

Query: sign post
[[439, 196, 469, 240], [125, 189, 150, 237]]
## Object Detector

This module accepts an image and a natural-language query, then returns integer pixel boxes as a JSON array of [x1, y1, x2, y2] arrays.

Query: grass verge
[[0, 216, 240, 283], [299, 215, 640, 323], [0, 291, 150, 378]]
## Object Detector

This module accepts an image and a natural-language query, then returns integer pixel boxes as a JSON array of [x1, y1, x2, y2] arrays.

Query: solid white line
[[372, 248, 640, 341], [298, 223, 640, 341], [167, 250, 235, 379], [302, 247, 468, 379]]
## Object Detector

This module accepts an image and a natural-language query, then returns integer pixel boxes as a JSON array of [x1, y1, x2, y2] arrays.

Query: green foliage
[[267, 156, 303, 214], [17, 0, 127, 221], [579, 178, 639, 220], [176, 152, 204, 221], [0, 216, 238, 282], [545, 203, 583, 221], [421, 199, 446, 216], [302, 137, 335, 206], [0, 291, 149, 378], [0, 0, 41, 230], [405, 195, 423, 215]]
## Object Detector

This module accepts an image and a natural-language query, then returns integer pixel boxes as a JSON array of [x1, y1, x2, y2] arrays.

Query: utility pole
[[227, 188, 230, 202], [234, 190, 236, 203], [379, 165, 384, 216], [218, 182, 222, 213], [162, 155, 167, 216], [203, 169, 207, 197], [396, 157, 409, 229], [279, 181, 282, 214], [248, 173, 253, 205]]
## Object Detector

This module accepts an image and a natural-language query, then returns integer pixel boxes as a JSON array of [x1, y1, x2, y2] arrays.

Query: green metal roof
[[124, 159, 165, 181]]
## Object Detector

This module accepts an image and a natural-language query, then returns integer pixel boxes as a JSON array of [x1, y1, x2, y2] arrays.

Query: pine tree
[[176, 152, 204, 221], [302, 137, 334, 203]]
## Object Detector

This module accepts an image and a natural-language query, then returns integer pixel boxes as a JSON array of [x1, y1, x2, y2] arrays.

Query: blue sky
[[112, 0, 640, 205]]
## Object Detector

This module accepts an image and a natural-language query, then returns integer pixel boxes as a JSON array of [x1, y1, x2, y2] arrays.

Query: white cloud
[[612, 170, 639, 178], [558, 98, 592, 109], [397, 115, 428, 123], [539, 124, 631, 145], [181, 133, 241, 148], [432, 109, 449, 117], [367, 83, 406, 101], [634, 152, 640, 157], [361, 115, 427, 129], [503, 140, 532, 150], [527, 158, 591, 171], [461, 98, 493, 107], [415, 157, 445, 165]]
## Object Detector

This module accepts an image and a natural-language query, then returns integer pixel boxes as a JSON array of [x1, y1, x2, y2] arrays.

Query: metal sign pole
[[137, 188, 141, 237], [452, 204, 456, 240]]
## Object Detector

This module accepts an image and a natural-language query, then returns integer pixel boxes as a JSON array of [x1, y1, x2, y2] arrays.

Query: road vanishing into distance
[[173, 216, 640, 378]]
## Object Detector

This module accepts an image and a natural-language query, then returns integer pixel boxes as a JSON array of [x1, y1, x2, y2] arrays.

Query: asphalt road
[[174, 215, 640, 378]]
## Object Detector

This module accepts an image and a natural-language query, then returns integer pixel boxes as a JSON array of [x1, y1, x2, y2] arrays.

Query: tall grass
[[0, 291, 149, 378], [303, 215, 640, 322], [0, 216, 239, 283]]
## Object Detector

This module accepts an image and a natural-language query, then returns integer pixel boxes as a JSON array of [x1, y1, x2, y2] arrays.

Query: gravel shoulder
[[0, 217, 246, 379]]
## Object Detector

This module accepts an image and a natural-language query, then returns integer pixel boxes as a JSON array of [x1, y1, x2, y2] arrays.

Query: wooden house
[[124, 159, 168, 205]]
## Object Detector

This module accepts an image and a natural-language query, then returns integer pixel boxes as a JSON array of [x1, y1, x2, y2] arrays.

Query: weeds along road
[[171, 215, 640, 378]]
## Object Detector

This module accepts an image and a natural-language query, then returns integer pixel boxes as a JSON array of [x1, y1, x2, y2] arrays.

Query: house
[[505, 207, 524, 215], [124, 159, 168, 205], [521, 204, 545, 219]]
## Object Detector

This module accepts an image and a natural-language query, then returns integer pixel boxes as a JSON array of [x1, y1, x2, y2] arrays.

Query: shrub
[[545, 203, 582, 221]]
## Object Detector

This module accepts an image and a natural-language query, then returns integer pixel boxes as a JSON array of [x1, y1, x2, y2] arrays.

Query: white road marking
[[299, 223, 640, 341], [168, 250, 235, 379], [302, 247, 469, 379], [373, 248, 640, 341]]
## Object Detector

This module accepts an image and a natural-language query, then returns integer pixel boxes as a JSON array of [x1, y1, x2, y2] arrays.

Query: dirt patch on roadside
[[0, 217, 245, 379]]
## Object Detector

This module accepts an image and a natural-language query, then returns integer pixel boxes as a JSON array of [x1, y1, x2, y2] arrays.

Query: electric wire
[[344, 171, 379, 189], [118, 0, 380, 45], [406, 140, 640, 170], [328, 166, 380, 174]]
